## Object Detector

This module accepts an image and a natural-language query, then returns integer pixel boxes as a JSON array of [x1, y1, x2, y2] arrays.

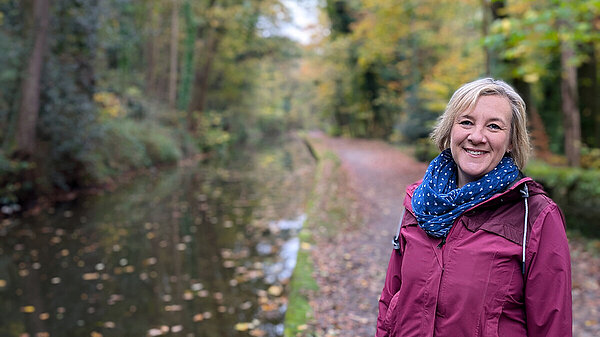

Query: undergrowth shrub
[[84, 118, 183, 184], [525, 162, 600, 237]]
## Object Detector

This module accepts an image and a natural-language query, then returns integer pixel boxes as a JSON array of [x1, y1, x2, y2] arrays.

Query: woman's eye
[[459, 120, 472, 126], [488, 123, 501, 130]]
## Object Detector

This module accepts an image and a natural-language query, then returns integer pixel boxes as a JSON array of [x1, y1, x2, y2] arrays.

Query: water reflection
[[0, 140, 315, 337]]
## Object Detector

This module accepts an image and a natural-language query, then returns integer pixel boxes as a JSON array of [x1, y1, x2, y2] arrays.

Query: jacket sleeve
[[376, 241, 403, 336], [525, 203, 572, 337]]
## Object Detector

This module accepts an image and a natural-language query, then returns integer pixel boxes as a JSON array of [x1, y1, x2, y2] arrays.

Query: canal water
[[0, 138, 316, 337]]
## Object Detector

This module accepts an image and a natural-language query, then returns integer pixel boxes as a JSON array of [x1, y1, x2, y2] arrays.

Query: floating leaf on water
[[39, 312, 50, 320], [20, 306, 35, 313], [164, 305, 182, 312], [0, 279, 6, 287], [267, 285, 283, 297], [107, 294, 124, 305], [229, 279, 238, 287], [197, 290, 209, 297], [193, 313, 204, 322], [191, 283, 203, 291], [176, 243, 186, 251], [183, 291, 194, 300], [104, 321, 116, 328], [32, 262, 41, 270], [250, 328, 266, 337], [162, 294, 172, 302], [18, 269, 29, 277], [147, 328, 164, 336], [90, 331, 102, 337], [234, 323, 250, 331], [239, 301, 252, 310], [217, 306, 227, 313], [144, 257, 157, 266], [213, 292, 223, 301], [171, 325, 183, 333], [223, 260, 235, 268], [260, 302, 278, 312], [146, 232, 155, 240]]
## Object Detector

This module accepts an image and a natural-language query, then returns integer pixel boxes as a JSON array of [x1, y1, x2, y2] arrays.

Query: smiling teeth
[[466, 150, 484, 155]]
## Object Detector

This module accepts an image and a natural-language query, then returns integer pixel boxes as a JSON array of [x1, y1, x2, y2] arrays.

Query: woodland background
[[1, 0, 600, 233]]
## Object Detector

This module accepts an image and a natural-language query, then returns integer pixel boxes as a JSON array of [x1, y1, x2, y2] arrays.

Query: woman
[[376, 78, 572, 337]]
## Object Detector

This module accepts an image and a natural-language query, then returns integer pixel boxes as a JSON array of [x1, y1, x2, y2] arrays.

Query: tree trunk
[[177, 0, 196, 111], [480, 0, 491, 76], [560, 41, 581, 167], [168, 0, 180, 108], [187, 29, 221, 134], [15, 0, 51, 158], [144, 0, 158, 96], [577, 43, 598, 147]]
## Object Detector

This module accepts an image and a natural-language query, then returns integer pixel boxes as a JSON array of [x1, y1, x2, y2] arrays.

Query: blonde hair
[[430, 78, 531, 169]]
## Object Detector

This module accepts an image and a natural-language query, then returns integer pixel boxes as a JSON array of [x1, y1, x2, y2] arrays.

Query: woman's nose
[[467, 126, 486, 144]]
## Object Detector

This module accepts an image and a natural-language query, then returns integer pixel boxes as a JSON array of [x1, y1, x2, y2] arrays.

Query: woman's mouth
[[465, 149, 486, 156]]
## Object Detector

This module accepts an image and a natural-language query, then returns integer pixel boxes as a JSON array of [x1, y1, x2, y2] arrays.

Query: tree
[[15, 0, 50, 158], [560, 38, 581, 166], [168, 0, 180, 108]]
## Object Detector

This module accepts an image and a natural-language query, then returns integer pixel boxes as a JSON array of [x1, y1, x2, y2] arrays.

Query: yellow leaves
[[234, 322, 251, 331], [235, 319, 262, 334], [0, 279, 6, 288], [94, 92, 124, 119], [523, 73, 540, 83], [21, 306, 36, 313]]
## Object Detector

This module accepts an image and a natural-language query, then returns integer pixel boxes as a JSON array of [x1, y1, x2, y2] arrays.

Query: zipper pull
[[437, 236, 447, 248]]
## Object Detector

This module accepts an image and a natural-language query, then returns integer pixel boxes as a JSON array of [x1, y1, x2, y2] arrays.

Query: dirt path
[[305, 133, 600, 337]]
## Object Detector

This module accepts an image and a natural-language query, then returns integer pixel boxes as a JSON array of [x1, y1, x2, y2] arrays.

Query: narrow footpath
[[303, 132, 600, 337]]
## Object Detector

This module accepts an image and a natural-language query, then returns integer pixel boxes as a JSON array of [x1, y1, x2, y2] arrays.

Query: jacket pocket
[[383, 290, 402, 332]]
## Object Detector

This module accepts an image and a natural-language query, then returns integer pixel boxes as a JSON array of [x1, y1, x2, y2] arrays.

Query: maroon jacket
[[376, 177, 572, 337]]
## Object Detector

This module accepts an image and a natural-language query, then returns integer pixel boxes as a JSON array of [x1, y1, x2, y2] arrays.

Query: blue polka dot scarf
[[411, 149, 519, 238]]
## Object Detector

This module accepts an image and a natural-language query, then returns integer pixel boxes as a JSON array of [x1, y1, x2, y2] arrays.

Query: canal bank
[[284, 133, 427, 337]]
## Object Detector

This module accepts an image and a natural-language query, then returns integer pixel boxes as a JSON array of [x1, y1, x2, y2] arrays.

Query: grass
[[284, 229, 319, 336], [284, 136, 361, 336]]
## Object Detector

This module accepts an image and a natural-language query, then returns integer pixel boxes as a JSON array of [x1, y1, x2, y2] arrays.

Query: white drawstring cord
[[521, 184, 529, 275]]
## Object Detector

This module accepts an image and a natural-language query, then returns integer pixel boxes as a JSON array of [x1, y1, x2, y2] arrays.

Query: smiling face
[[450, 95, 513, 187]]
